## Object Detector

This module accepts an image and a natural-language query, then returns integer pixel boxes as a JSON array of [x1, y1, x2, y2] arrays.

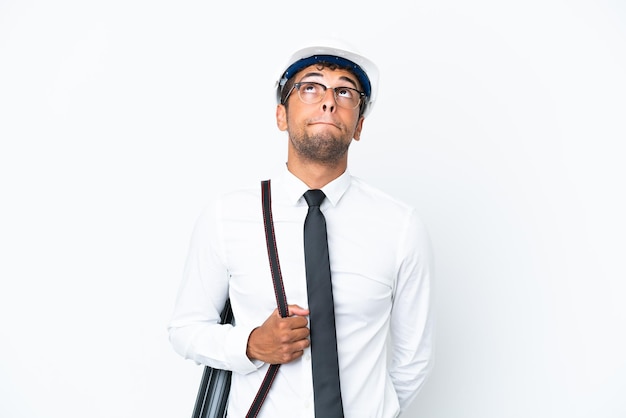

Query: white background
[[1, 1, 625, 417]]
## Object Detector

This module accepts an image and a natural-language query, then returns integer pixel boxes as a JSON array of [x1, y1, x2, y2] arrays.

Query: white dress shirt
[[168, 167, 435, 418]]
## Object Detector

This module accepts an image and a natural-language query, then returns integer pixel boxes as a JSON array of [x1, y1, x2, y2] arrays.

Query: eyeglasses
[[284, 81, 365, 110]]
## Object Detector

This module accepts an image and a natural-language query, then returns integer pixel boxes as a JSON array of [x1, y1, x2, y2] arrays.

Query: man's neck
[[286, 158, 347, 190]]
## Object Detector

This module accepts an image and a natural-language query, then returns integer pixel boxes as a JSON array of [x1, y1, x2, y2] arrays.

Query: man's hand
[[246, 305, 310, 364]]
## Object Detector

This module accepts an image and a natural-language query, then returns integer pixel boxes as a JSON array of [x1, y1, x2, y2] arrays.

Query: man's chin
[[301, 145, 349, 166]]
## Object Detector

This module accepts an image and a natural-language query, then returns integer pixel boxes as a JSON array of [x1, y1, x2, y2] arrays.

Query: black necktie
[[303, 189, 344, 417]]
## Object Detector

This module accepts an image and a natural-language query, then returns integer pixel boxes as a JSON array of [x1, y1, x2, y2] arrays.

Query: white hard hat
[[275, 41, 379, 117]]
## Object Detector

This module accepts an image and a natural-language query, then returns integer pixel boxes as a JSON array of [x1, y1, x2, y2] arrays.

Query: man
[[169, 41, 434, 417]]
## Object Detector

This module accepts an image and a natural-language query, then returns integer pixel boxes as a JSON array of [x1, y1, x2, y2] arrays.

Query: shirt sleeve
[[167, 199, 260, 375], [389, 208, 436, 411]]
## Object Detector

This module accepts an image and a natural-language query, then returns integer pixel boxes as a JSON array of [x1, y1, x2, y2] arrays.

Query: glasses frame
[[284, 81, 365, 110]]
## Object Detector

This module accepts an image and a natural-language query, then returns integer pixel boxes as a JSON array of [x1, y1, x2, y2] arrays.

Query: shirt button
[[305, 353, 311, 361]]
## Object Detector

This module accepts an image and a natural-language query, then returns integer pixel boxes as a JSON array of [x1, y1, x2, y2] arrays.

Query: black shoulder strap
[[261, 179, 289, 318], [245, 179, 288, 418]]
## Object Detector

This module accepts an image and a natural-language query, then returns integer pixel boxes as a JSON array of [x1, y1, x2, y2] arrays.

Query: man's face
[[276, 65, 365, 166]]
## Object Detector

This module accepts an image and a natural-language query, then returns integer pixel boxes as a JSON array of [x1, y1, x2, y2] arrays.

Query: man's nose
[[320, 88, 336, 112]]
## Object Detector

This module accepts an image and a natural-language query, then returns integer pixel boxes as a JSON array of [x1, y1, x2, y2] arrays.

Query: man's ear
[[276, 104, 287, 131], [353, 116, 365, 141]]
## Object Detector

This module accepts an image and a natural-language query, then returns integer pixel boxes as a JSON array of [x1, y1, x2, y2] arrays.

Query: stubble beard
[[289, 131, 351, 166]]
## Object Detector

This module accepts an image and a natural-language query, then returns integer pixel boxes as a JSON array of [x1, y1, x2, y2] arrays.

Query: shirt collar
[[276, 165, 351, 207]]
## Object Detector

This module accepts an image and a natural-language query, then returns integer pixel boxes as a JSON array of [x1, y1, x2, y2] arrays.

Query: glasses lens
[[297, 82, 324, 104], [334, 87, 361, 109]]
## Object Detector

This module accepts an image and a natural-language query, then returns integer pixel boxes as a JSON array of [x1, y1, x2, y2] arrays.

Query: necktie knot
[[304, 189, 326, 208]]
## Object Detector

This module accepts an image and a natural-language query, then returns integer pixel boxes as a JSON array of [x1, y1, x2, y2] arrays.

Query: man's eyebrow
[[298, 71, 324, 80], [337, 76, 359, 89], [298, 72, 359, 89]]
